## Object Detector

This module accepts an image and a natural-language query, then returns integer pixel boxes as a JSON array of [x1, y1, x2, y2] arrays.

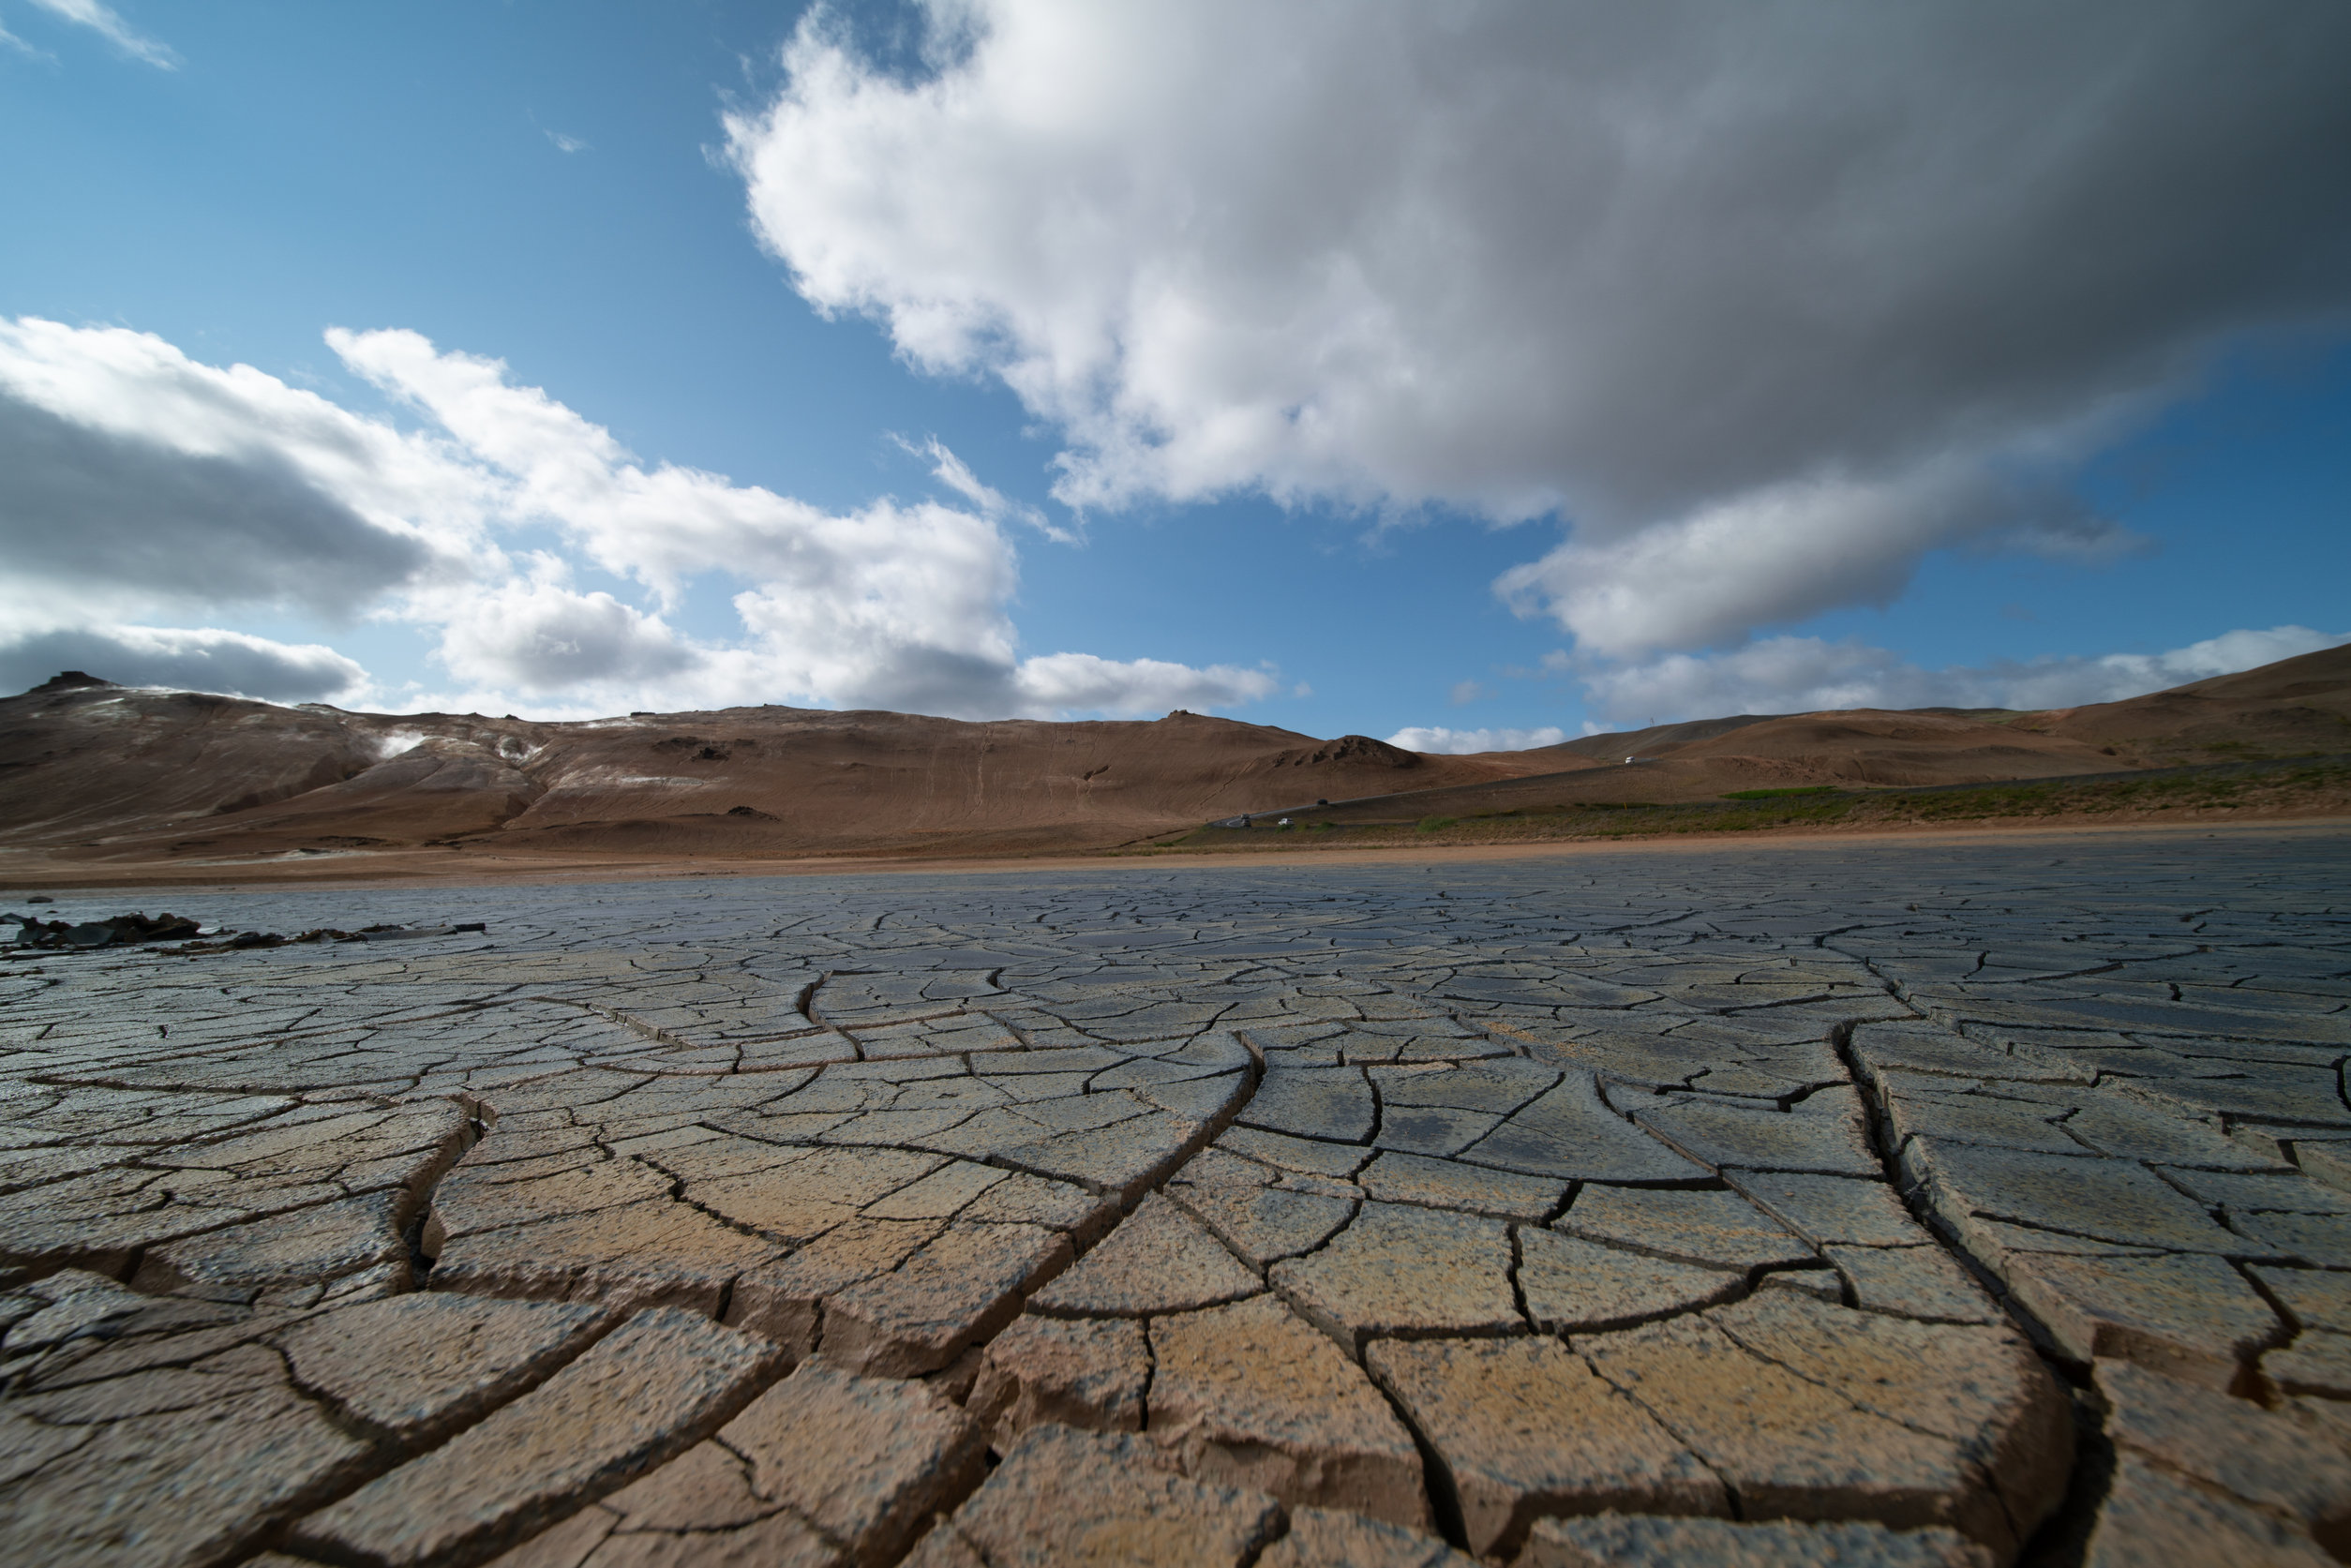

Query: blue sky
[[3, 1, 2346, 747]]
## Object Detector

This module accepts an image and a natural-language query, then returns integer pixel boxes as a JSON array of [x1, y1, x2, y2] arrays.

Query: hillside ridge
[[4, 641, 2343, 873]]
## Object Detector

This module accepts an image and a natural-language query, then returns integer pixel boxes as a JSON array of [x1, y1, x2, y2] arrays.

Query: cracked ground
[[5, 829, 2350, 1567]]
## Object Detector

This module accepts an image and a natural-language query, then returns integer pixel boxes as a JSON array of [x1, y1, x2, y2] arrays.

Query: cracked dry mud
[[4, 830, 2349, 1566]]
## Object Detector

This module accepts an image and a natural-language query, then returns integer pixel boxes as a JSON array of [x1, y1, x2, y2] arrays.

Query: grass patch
[[1117, 756, 2351, 856]]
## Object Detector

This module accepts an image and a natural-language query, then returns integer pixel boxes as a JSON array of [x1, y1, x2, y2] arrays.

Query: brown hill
[[1473, 709, 2113, 796], [1292, 649, 2351, 827], [3, 641, 2343, 878], [1295, 709, 2127, 826], [2014, 641, 2351, 764], [1520, 712, 1788, 765], [0, 676, 1529, 869]]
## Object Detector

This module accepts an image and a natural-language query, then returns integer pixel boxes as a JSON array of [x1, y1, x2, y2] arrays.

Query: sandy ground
[[7, 811, 2345, 896]]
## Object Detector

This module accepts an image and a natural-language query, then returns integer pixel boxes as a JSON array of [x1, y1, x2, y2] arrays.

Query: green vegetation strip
[[1122, 758, 2351, 855]]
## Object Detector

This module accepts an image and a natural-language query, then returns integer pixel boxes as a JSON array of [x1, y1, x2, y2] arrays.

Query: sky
[[3, 0, 2347, 749]]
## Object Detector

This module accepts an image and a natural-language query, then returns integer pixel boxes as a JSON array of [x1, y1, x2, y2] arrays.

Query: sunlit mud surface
[[5, 830, 2348, 1566]]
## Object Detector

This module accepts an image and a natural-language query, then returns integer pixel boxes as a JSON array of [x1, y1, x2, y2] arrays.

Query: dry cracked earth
[[5, 830, 2351, 1568]]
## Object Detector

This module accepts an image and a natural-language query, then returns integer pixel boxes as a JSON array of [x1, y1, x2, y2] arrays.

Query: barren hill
[[1465, 709, 2121, 802], [0, 675, 1528, 870], [2, 642, 2344, 879], [2014, 641, 2351, 764], [1294, 646, 2351, 827]]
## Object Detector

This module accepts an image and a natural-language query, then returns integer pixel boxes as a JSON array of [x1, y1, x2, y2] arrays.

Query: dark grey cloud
[[737, 0, 2351, 648], [0, 389, 430, 617], [0, 624, 367, 703], [0, 320, 1273, 723], [1477, 0, 2351, 528]]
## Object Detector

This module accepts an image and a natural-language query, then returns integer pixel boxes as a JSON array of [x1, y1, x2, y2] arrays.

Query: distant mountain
[[2013, 642, 2351, 765], [1240, 647, 2351, 829], [1516, 712, 1789, 764], [0, 681, 1525, 869], [1449, 643, 2351, 796], [3, 643, 2343, 877]]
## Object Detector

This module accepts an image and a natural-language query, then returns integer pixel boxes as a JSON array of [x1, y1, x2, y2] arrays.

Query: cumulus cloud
[[1387, 725, 1570, 755], [328, 325, 1271, 717], [26, 0, 175, 67], [1495, 463, 2139, 657], [730, 0, 2351, 652], [0, 625, 367, 704], [0, 385, 433, 625], [1574, 625, 2351, 726], [0, 318, 466, 633], [1010, 653, 1276, 717], [432, 577, 698, 694], [0, 317, 1270, 722]]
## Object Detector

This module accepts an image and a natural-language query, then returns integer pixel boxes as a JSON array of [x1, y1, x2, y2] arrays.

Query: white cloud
[[729, 1, 2351, 653], [0, 317, 480, 633], [27, 0, 175, 67], [0, 318, 1271, 723], [1574, 626, 2351, 726], [546, 130, 590, 154], [433, 576, 697, 694], [1494, 462, 2139, 657], [0, 625, 367, 704], [900, 433, 1076, 545], [1387, 725, 1570, 755], [1447, 680, 1491, 707], [1010, 652, 1276, 716]]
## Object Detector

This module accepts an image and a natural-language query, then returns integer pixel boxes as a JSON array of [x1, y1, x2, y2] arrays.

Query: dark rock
[[6, 911, 202, 950], [1274, 735, 1421, 769]]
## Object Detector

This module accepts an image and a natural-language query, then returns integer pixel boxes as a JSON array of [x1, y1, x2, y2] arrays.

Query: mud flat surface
[[4, 829, 2349, 1565]]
